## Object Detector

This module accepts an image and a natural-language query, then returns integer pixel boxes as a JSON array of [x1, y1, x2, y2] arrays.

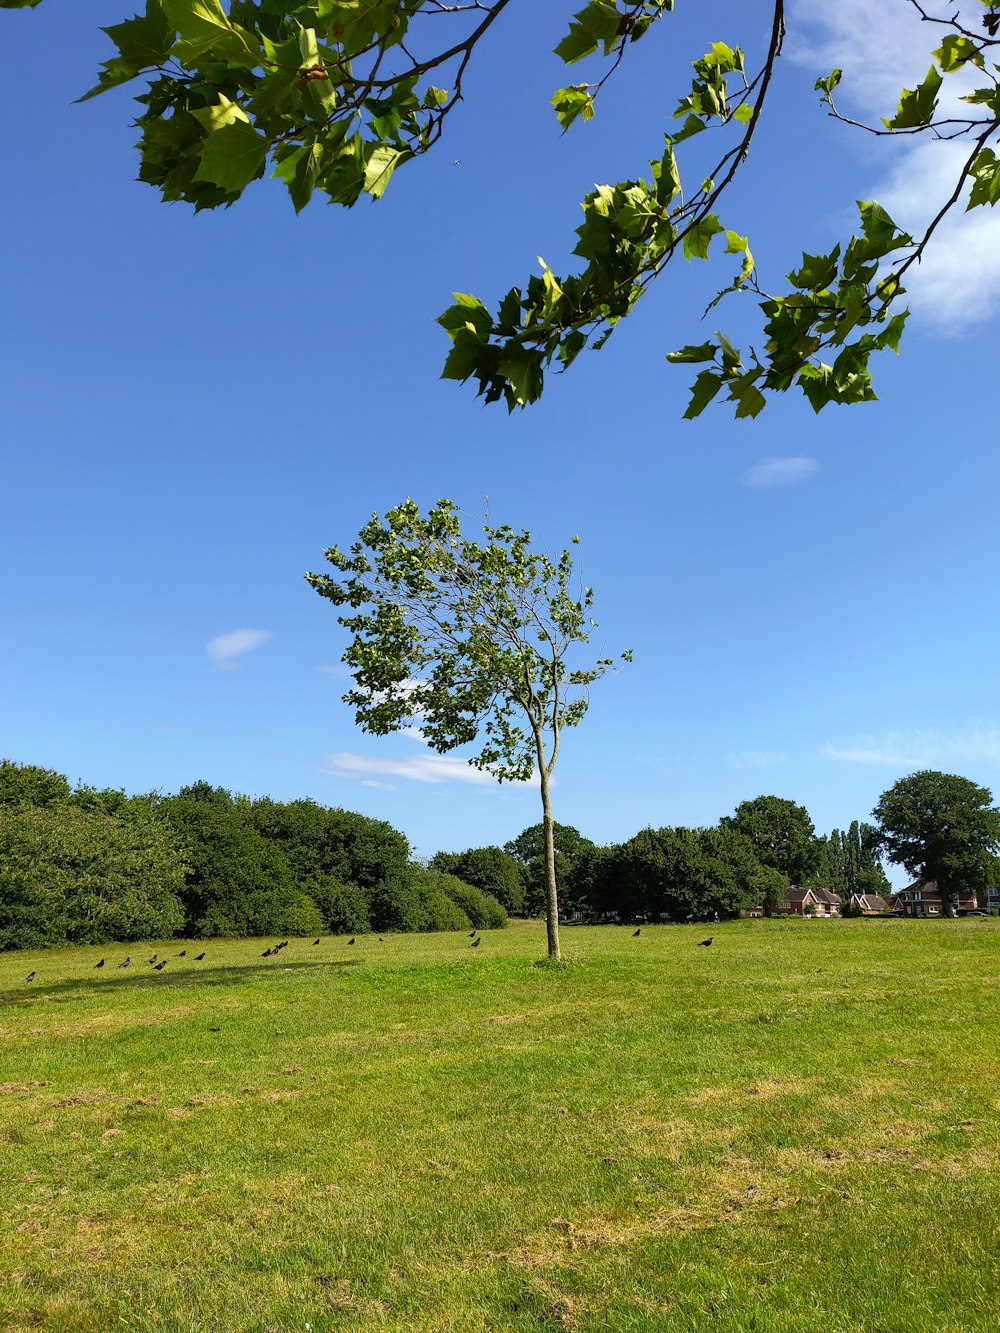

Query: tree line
[[0, 761, 508, 951], [434, 795, 890, 926]]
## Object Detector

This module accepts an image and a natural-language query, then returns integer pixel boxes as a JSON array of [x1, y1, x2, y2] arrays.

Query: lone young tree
[[872, 770, 1000, 918], [306, 499, 629, 960]]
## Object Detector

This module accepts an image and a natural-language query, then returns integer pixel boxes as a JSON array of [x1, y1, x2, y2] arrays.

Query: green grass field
[[2, 918, 999, 1331]]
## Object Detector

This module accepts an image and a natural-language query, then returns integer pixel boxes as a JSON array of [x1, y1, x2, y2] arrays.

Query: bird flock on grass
[[17, 924, 718, 984]]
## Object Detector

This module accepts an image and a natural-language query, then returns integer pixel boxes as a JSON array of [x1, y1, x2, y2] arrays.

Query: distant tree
[[413, 869, 507, 931], [251, 798, 412, 896], [411, 870, 470, 933], [721, 796, 819, 916], [813, 820, 890, 896], [0, 759, 71, 809], [503, 822, 596, 918], [307, 498, 629, 961], [429, 845, 524, 915], [163, 793, 315, 937], [577, 825, 767, 922], [302, 876, 371, 936], [0, 803, 186, 950], [872, 771, 1000, 918]]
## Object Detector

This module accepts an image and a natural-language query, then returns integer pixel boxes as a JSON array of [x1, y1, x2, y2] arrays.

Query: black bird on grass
[[117, 957, 131, 969], [147, 954, 158, 965], [154, 960, 167, 971], [24, 971, 36, 983], [262, 948, 273, 957], [632, 928, 641, 938], [194, 952, 206, 961], [470, 938, 481, 948], [312, 939, 320, 946], [94, 959, 105, 968], [177, 950, 186, 957], [348, 938, 355, 945], [468, 930, 477, 938], [699, 937, 714, 947]]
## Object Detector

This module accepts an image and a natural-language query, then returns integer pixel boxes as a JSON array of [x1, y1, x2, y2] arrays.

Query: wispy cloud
[[726, 749, 785, 770], [206, 628, 271, 669], [744, 457, 819, 488], [321, 750, 535, 788], [790, 0, 1000, 331], [826, 728, 1000, 768]]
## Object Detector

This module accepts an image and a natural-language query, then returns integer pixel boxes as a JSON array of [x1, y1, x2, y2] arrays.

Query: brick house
[[848, 893, 889, 916], [773, 886, 842, 917], [891, 881, 983, 916]]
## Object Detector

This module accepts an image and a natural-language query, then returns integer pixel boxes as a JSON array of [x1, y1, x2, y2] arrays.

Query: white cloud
[[321, 750, 535, 788], [789, 0, 953, 116], [826, 728, 1000, 768], [790, 0, 1000, 331], [744, 457, 819, 488], [876, 140, 1000, 330], [206, 628, 271, 669]]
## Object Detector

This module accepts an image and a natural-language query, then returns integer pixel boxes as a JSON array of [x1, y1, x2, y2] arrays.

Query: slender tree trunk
[[539, 766, 560, 961]]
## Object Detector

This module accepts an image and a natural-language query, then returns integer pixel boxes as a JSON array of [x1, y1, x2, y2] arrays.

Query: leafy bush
[[305, 877, 371, 934], [0, 803, 186, 950], [430, 872, 507, 929]]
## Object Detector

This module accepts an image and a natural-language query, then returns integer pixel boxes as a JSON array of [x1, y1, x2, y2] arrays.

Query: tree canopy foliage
[[6, 0, 1000, 415], [720, 794, 819, 913], [873, 770, 1000, 917], [0, 758, 509, 949]]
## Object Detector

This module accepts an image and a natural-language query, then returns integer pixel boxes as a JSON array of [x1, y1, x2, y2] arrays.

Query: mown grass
[[2, 918, 999, 1331]]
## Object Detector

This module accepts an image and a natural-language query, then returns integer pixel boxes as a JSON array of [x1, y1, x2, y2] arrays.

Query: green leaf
[[273, 141, 324, 213], [934, 34, 984, 72], [497, 346, 543, 408], [190, 95, 250, 133], [364, 145, 409, 199], [652, 140, 681, 205], [554, 1, 622, 64], [194, 121, 267, 194], [883, 65, 942, 129], [104, 3, 174, 70], [682, 369, 724, 419], [672, 114, 707, 143], [724, 229, 754, 281], [551, 84, 596, 132], [814, 69, 842, 98], [682, 214, 724, 261], [159, 0, 256, 63], [729, 373, 766, 419], [77, 0, 175, 100], [667, 341, 717, 364], [787, 246, 840, 292], [731, 102, 753, 124], [436, 293, 493, 342], [968, 147, 1000, 208]]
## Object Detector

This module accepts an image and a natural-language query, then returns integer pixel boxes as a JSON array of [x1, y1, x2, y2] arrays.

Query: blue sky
[[3, 1, 998, 882]]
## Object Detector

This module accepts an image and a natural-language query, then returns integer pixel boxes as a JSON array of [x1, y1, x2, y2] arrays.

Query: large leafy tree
[[872, 770, 1000, 917], [721, 794, 819, 915], [306, 498, 629, 960], [503, 821, 596, 917], [575, 824, 776, 922], [6, 0, 1000, 415]]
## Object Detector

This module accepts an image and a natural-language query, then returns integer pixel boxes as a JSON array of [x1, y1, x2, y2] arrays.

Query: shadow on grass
[[0, 958, 363, 1007]]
